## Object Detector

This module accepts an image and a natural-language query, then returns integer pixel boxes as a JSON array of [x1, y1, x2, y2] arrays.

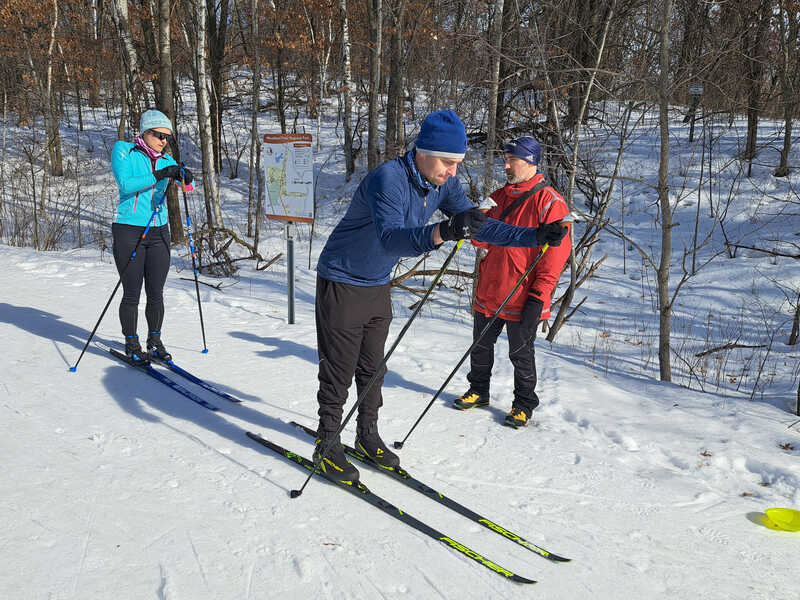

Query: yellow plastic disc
[[765, 508, 800, 532]]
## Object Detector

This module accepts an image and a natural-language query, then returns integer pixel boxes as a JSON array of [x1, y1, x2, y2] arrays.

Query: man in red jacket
[[453, 136, 571, 428]]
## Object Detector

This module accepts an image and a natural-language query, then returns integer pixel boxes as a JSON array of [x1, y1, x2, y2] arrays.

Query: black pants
[[112, 223, 171, 337], [315, 275, 392, 436], [466, 311, 540, 413]]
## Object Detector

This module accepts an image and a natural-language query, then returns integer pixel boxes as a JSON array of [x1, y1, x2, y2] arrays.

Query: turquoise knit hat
[[140, 109, 173, 134]]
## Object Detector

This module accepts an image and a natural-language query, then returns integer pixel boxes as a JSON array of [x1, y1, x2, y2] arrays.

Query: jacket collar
[[505, 172, 545, 196], [402, 149, 436, 193]]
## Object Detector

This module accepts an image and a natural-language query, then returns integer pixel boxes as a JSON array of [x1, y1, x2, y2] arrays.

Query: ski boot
[[146, 331, 172, 362], [453, 389, 489, 410], [355, 423, 400, 469], [313, 434, 359, 484], [503, 406, 531, 429], [124, 334, 150, 366]]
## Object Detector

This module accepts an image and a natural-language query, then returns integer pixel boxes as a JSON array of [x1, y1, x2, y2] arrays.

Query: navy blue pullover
[[317, 150, 541, 286]]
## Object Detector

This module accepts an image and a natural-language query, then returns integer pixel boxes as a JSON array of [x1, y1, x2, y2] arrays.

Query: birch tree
[[183, 0, 223, 230], [340, 0, 355, 178], [110, 0, 149, 127]]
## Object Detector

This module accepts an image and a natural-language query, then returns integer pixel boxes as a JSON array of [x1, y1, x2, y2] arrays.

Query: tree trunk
[[248, 0, 261, 237], [368, 0, 383, 170], [656, 0, 674, 382], [340, 0, 355, 178], [157, 0, 184, 244], [192, 0, 223, 230], [548, 0, 615, 340], [743, 0, 771, 176], [774, 0, 798, 178], [208, 0, 230, 174], [482, 0, 504, 196], [110, 0, 149, 127], [272, 50, 287, 133], [385, 0, 406, 160]]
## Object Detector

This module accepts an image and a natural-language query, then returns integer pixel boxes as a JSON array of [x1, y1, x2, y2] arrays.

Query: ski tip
[[68, 366, 77, 372], [393, 441, 404, 449], [548, 554, 572, 563], [202, 348, 209, 354]]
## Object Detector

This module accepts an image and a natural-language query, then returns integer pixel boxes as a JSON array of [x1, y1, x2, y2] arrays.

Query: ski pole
[[394, 215, 574, 449], [291, 238, 467, 498], [180, 167, 208, 353], [70, 191, 169, 372]]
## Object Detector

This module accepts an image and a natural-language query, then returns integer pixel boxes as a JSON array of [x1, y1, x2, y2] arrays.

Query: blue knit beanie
[[415, 110, 467, 159], [140, 109, 173, 134], [504, 136, 541, 165]]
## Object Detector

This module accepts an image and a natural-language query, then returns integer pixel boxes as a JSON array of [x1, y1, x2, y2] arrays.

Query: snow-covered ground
[[1, 99, 799, 598]]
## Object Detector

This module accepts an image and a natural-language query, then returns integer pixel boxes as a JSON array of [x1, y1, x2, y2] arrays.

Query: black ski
[[291, 420, 570, 563], [106, 347, 219, 411], [246, 432, 537, 584], [149, 357, 242, 404]]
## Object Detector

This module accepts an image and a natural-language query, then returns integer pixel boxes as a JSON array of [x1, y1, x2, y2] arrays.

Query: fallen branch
[[257, 252, 283, 271], [178, 277, 236, 290], [726, 243, 800, 259], [695, 343, 766, 358]]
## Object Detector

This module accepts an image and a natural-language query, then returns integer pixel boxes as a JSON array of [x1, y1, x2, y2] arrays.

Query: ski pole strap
[[497, 180, 550, 222]]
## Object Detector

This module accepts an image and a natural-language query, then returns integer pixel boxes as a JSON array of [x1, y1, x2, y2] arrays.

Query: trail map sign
[[262, 133, 314, 223]]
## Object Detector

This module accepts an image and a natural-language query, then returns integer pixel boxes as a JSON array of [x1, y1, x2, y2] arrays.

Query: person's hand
[[536, 221, 568, 246], [178, 166, 193, 185], [520, 296, 544, 341], [439, 208, 488, 241], [154, 165, 181, 181]]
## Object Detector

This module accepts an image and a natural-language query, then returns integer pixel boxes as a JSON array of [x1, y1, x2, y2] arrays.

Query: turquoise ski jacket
[[111, 140, 177, 227]]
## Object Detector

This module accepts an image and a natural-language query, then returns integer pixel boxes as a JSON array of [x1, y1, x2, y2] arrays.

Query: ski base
[[107, 347, 219, 411], [246, 432, 536, 584], [149, 356, 242, 403], [291, 420, 570, 563]]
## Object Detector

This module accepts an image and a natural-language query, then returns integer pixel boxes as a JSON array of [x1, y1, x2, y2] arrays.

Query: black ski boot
[[313, 434, 360, 484], [124, 334, 150, 366], [355, 422, 400, 470], [146, 331, 172, 362]]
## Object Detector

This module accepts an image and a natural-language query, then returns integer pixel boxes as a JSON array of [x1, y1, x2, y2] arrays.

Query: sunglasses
[[148, 130, 173, 142]]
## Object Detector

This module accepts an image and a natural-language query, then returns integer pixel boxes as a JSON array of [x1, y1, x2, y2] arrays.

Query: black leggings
[[112, 223, 171, 337]]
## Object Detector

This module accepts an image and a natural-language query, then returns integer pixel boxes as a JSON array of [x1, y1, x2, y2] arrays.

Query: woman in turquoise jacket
[[110, 109, 193, 364]]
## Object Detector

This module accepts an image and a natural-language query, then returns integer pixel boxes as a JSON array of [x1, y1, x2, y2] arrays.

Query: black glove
[[521, 296, 544, 341], [439, 208, 488, 241], [154, 164, 193, 185], [179, 166, 194, 185], [154, 165, 181, 181], [536, 221, 568, 246]]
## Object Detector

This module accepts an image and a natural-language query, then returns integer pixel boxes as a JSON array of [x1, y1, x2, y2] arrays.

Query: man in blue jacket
[[313, 110, 566, 482]]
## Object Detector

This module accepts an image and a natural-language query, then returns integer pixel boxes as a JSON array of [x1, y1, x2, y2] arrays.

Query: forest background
[[0, 0, 798, 408]]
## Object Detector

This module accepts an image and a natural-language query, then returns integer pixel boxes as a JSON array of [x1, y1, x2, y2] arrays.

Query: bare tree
[[482, 0, 504, 196], [183, 0, 223, 230], [367, 0, 383, 170], [247, 0, 262, 237], [340, 0, 355, 178], [656, 0, 675, 381], [110, 0, 149, 126], [774, 0, 799, 178], [384, 0, 407, 160]]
